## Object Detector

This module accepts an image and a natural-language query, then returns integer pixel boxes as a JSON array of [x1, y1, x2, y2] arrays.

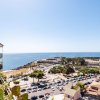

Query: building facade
[[65, 87, 81, 100], [0, 43, 3, 70]]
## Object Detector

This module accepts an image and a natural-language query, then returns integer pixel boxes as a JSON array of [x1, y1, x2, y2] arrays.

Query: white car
[[51, 87, 54, 89], [52, 88, 55, 91], [51, 87, 55, 91], [38, 88, 42, 91], [59, 87, 63, 91], [32, 89, 37, 92]]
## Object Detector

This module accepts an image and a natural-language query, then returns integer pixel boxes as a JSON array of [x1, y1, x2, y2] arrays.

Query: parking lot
[[28, 87, 64, 100], [19, 74, 98, 100], [10, 64, 100, 100]]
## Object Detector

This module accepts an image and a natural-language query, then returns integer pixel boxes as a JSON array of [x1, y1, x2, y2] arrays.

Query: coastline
[[3, 52, 100, 70], [3, 56, 100, 78], [3, 57, 60, 77]]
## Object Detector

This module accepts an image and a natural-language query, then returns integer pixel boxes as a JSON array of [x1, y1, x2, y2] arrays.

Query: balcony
[[0, 43, 3, 70]]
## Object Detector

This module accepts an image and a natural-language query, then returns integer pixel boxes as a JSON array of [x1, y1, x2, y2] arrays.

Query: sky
[[0, 0, 100, 53]]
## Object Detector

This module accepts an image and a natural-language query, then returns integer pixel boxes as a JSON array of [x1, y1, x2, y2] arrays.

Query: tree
[[61, 57, 86, 66], [11, 86, 20, 98], [0, 89, 4, 100], [36, 70, 44, 82], [11, 86, 28, 100], [61, 57, 67, 65], [74, 58, 86, 66], [76, 82, 85, 91], [49, 65, 75, 75], [49, 65, 64, 74], [79, 67, 100, 75], [79, 67, 88, 75], [65, 66, 75, 74], [0, 72, 6, 81], [72, 82, 85, 92], [18, 93, 28, 100], [29, 72, 36, 83], [30, 70, 44, 82]]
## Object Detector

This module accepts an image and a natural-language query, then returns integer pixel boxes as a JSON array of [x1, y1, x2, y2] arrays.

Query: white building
[[47, 94, 65, 100], [0, 43, 3, 70]]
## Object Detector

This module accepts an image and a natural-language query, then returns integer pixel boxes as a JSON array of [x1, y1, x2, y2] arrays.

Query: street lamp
[[0, 43, 4, 70]]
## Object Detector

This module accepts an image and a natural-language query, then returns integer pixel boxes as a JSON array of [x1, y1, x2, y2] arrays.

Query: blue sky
[[0, 0, 100, 53]]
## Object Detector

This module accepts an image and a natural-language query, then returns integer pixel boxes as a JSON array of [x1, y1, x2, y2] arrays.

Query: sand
[[3, 68, 31, 78]]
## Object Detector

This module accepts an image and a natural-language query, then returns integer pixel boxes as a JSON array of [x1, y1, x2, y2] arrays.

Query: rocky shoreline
[[3, 57, 100, 78]]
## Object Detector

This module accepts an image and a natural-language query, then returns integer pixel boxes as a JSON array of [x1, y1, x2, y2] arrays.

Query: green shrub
[[11, 86, 20, 97], [0, 89, 4, 100], [13, 81, 20, 84], [18, 93, 28, 100], [79, 67, 100, 74], [49, 65, 75, 74], [23, 78, 28, 81], [72, 82, 85, 91]]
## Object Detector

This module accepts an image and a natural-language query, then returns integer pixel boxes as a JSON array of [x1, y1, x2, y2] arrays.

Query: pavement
[[27, 76, 97, 100], [9, 63, 100, 100], [28, 87, 64, 100]]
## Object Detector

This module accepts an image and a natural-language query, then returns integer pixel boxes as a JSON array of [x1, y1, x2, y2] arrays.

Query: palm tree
[[30, 70, 44, 83], [36, 70, 44, 82], [61, 57, 67, 65], [29, 72, 36, 83]]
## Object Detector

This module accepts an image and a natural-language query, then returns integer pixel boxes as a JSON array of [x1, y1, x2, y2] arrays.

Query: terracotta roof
[[91, 82, 100, 88], [87, 81, 100, 96]]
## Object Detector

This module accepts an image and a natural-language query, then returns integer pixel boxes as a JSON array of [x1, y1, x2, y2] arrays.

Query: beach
[[3, 68, 30, 78]]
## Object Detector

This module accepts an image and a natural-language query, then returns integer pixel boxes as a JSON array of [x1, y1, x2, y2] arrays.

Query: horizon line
[[3, 51, 100, 54]]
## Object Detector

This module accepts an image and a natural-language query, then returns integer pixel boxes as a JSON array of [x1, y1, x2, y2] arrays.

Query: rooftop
[[47, 94, 65, 100], [91, 82, 100, 88], [64, 88, 78, 97], [87, 81, 100, 96], [64, 85, 80, 97]]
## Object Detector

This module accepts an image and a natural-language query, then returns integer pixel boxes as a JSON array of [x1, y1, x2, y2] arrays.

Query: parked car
[[21, 89, 26, 92], [27, 90, 31, 93], [37, 88, 42, 91], [32, 86, 37, 89], [32, 89, 37, 92], [57, 81, 61, 83], [31, 96, 38, 100], [27, 88, 32, 91], [59, 87, 63, 91], [84, 82, 91, 85], [39, 95, 44, 98], [52, 88, 55, 91], [43, 87, 48, 90], [63, 82, 67, 86]]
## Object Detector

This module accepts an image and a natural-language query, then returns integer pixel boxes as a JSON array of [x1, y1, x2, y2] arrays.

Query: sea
[[3, 52, 100, 70]]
